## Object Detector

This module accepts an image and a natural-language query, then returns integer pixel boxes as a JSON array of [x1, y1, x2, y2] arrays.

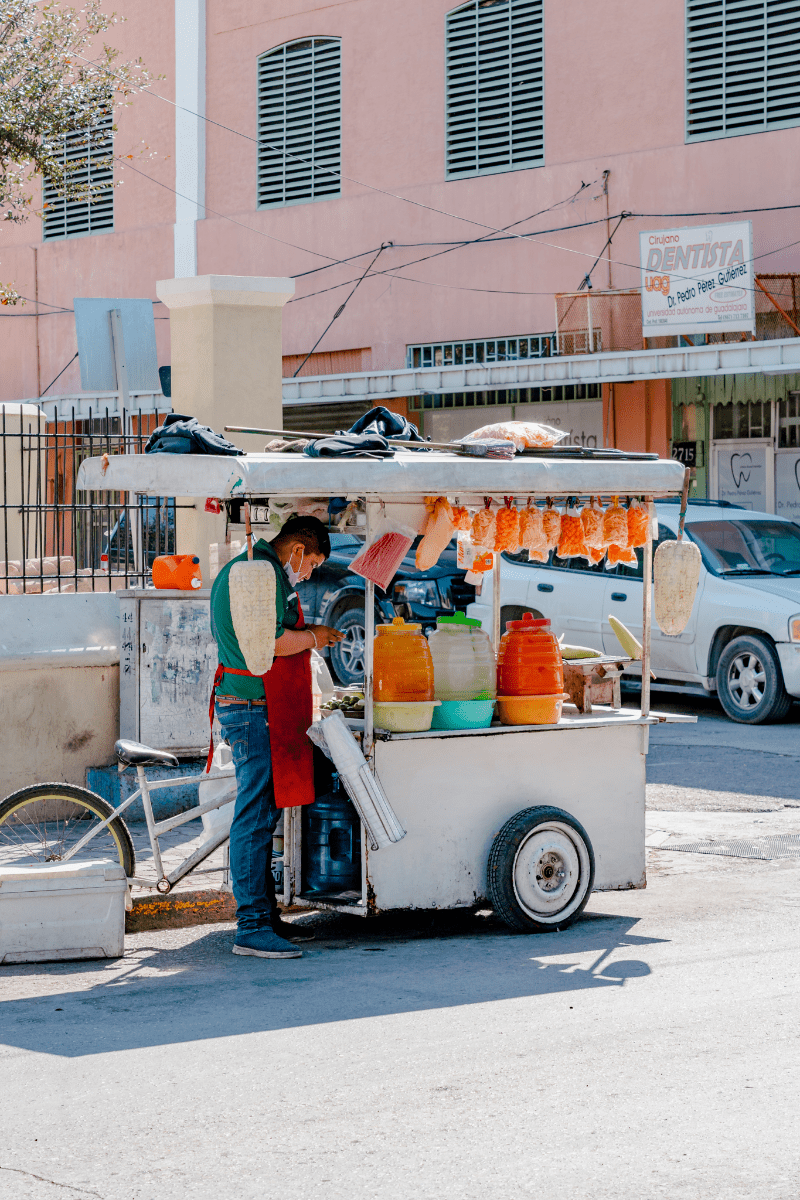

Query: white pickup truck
[[467, 503, 800, 724]]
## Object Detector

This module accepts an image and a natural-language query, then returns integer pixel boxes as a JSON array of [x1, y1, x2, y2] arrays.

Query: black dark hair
[[275, 514, 331, 560]]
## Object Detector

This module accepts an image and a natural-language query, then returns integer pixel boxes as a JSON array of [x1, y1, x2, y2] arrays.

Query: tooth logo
[[731, 452, 754, 488]]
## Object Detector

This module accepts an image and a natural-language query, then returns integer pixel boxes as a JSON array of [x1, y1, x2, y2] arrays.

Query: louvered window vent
[[686, 0, 800, 141], [445, 0, 544, 179], [42, 113, 114, 240], [257, 37, 342, 207]]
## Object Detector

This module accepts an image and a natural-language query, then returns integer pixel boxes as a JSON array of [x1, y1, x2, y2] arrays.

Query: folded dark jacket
[[348, 405, 424, 443], [303, 432, 394, 459], [145, 414, 245, 456]]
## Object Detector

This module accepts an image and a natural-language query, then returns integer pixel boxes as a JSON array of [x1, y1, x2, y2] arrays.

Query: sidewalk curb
[[126, 889, 237, 932]]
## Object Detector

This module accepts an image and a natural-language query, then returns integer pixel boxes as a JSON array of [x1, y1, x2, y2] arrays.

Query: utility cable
[[39, 352, 78, 396], [292, 243, 392, 377]]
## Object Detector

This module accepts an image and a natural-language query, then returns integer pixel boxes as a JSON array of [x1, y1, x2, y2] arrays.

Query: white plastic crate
[[0, 859, 128, 964]]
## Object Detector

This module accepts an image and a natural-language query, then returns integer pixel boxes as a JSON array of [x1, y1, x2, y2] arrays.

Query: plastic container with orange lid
[[496, 614, 564, 698], [373, 617, 435, 702]]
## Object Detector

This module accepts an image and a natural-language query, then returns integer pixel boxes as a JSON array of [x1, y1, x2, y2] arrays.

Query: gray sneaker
[[233, 928, 302, 959]]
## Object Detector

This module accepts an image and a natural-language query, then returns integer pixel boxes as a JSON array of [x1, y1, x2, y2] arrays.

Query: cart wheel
[[487, 806, 594, 933]]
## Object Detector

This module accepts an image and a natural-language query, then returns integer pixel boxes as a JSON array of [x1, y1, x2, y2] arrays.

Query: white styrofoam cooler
[[0, 859, 128, 964]]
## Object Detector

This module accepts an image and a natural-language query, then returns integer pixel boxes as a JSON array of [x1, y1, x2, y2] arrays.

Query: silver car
[[467, 503, 800, 724]]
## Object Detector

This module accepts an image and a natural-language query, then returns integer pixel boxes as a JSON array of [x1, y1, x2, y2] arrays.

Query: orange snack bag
[[451, 506, 471, 531], [542, 502, 561, 550], [603, 498, 627, 547], [627, 498, 649, 548], [519, 501, 548, 562], [494, 499, 520, 552], [588, 545, 606, 564], [581, 498, 605, 550], [607, 542, 638, 567], [471, 500, 496, 549], [557, 504, 589, 559], [416, 496, 455, 570]]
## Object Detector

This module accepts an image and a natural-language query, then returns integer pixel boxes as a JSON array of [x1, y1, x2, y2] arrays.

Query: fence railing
[[1, 404, 181, 595]]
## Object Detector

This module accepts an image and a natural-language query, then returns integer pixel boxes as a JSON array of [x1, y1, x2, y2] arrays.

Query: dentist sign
[[640, 221, 755, 337]]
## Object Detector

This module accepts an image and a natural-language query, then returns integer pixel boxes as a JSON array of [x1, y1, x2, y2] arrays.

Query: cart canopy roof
[[77, 451, 686, 500]]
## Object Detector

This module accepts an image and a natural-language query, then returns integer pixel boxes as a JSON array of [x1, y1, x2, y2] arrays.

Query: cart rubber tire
[[715, 634, 792, 724], [487, 806, 595, 933], [0, 783, 136, 877]]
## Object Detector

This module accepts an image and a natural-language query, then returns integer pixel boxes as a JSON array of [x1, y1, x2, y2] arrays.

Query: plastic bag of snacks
[[494, 499, 520, 553], [607, 542, 638, 567], [458, 531, 494, 577], [350, 513, 418, 591], [557, 502, 589, 560], [627, 498, 650, 548], [416, 496, 454, 571], [588, 545, 606, 564], [542, 501, 561, 550], [519, 501, 548, 562], [602, 498, 628, 547], [581, 498, 606, 550], [461, 420, 567, 451], [471, 500, 496, 550], [451, 506, 471, 531]]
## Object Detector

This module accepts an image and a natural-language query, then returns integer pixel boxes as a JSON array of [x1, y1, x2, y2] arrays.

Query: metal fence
[[1, 404, 178, 595]]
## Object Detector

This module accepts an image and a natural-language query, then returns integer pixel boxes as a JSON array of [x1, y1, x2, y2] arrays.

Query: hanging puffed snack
[[588, 545, 606, 564], [519, 501, 548, 562], [581, 497, 606, 550], [606, 542, 638, 567], [602, 497, 628, 547], [557, 502, 589, 559], [416, 496, 455, 571], [627, 498, 650, 548], [494, 498, 520, 553], [471, 499, 496, 549], [542, 500, 561, 550], [451, 506, 471, 531]]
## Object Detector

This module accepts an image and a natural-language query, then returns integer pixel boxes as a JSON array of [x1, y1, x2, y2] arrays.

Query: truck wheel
[[716, 634, 792, 724], [487, 806, 595, 933], [329, 607, 366, 686]]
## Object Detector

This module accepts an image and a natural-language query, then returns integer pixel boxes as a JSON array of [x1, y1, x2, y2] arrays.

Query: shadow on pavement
[[0, 911, 666, 1058]]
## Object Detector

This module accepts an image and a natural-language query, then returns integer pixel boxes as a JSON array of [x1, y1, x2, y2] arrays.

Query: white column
[[174, 0, 206, 277]]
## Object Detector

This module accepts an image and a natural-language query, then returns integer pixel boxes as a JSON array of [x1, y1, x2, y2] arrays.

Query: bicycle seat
[[115, 739, 180, 769]]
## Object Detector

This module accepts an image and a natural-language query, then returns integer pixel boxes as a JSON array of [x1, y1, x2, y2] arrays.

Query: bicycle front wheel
[[0, 784, 135, 877]]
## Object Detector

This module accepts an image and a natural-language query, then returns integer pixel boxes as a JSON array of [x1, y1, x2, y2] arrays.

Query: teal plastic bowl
[[430, 698, 496, 730]]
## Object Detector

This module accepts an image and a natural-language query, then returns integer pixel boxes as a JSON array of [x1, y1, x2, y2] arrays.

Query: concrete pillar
[[155, 275, 295, 580]]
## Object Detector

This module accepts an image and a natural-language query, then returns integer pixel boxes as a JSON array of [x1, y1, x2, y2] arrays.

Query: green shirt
[[210, 539, 300, 699]]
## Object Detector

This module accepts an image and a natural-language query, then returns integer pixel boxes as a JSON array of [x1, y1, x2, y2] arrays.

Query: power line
[[39, 352, 78, 396], [292, 243, 391, 376]]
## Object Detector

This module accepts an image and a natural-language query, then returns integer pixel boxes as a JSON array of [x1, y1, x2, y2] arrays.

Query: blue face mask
[[284, 547, 304, 587]]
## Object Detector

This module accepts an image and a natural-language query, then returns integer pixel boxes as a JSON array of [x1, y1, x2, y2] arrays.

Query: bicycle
[[0, 739, 243, 895]]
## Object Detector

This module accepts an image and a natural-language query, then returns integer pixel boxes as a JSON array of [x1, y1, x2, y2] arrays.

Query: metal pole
[[641, 497, 653, 718], [363, 500, 376, 763], [492, 552, 502, 655]]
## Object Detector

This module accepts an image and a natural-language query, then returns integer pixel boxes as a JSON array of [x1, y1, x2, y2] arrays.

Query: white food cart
[[78, 448, 692, 933]]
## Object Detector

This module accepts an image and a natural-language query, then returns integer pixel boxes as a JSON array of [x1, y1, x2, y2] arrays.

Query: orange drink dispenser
[[373, 617, 434, 701], [496, 614, 565, 725]]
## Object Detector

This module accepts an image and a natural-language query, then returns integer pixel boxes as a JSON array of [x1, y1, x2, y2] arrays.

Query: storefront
[[672, 373, 800, 519]]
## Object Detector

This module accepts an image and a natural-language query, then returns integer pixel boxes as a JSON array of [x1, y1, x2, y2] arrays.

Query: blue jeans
[[215, 702, 280, 933]]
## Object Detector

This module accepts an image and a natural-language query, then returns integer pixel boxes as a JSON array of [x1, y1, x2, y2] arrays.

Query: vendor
[[210, 515, 343, 960]]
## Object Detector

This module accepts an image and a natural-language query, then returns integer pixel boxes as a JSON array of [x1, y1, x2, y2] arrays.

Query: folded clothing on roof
[[303, 432, 394, 459], [145, 414, 245, 456]]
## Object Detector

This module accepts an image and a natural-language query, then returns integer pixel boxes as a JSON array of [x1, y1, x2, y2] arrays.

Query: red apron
[[208, 601, 315, 809]]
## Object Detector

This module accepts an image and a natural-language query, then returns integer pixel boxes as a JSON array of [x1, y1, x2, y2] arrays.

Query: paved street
[[1, 693, 799, 1200]]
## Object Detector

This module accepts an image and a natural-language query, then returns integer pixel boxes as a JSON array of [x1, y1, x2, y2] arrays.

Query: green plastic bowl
[[430, 698, 496, 730]]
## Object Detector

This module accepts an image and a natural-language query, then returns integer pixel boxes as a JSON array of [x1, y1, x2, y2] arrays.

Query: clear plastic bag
[[471, 501, 496, 550], [461, 420, 568, 450], [519, 501, 548, 562], [607, 542, 638, 567], [451, 506, 471, 531], [581, 498, 606, 550], [627, 498, 650, 548], [494, 499, 520, 552], [557, 503, 589, 559], [602, 498, 628, 547], [416, 497, 455, 571], [350, 512, 417, 590], [542, 502, 561, 550]]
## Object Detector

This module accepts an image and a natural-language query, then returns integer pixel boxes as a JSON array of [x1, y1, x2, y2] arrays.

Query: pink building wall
[[1, 0, 797, 404]]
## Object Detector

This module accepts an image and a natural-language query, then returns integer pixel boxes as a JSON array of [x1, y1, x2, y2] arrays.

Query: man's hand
[[310, 624, 345, 648]]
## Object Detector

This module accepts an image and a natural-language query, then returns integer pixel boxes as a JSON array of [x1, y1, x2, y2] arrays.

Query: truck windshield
[[689, 520, 800, 576]]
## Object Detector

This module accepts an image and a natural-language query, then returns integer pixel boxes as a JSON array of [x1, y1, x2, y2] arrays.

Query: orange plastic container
[[151, 554, 203, 590], [374, 617, 434, 702], [496, 614, 564, 697]]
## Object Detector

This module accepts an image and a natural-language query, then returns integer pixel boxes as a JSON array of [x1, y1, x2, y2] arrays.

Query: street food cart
[[76, 447, 692, 933]]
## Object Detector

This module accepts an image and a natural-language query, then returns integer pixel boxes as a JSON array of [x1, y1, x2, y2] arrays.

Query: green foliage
[[0, 0, 153, 303]]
